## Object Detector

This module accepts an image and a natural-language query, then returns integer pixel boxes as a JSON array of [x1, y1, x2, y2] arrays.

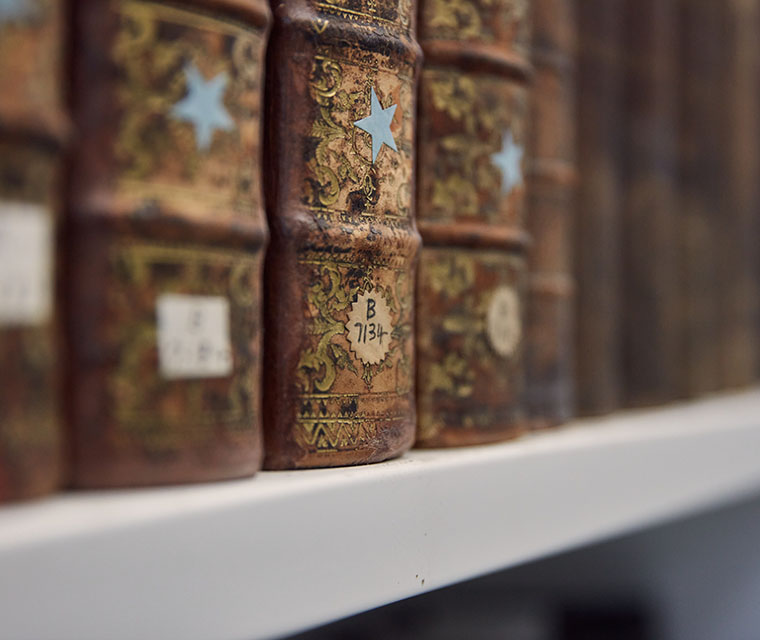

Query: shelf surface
[[2, 390, 760, 640]]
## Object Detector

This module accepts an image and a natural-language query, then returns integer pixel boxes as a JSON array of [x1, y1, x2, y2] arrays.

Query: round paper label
[[486, 286, 521, 358]]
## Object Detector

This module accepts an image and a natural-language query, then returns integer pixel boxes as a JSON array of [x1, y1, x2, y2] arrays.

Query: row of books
[[576, 0, 760, 413], [1, 0, 757, 503]]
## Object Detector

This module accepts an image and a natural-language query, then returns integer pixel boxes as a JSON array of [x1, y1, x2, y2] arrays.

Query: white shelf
[[2, 390, 760, 640]]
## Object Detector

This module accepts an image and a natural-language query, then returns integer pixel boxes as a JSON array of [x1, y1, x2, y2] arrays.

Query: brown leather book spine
[[677, 0, 724, 397], [575, 0, 624, 416], [66, 0, 270, 487], [0, 0, 65, 501], [263, 1, 421, 468], [415, 1, 531, 447], [621, 0, 681, 407], [719, 0, 760, 389], [525, 0, 577, 428]]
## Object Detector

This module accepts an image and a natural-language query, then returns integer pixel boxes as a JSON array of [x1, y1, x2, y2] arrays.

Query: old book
[[677, 0, 725, 397], [525, 0, 577, 428], [719, 0, 760, 389], [415, 0, 531, 447], [0, 0, 65, 501], [66, 0, 269, 487], [621, 0, 681, 407], [263, 0, 421, 468], [575, 0, 624, 416]]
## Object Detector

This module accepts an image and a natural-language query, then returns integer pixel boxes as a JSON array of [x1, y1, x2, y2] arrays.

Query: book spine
[[622, 0, 681, 407], [677, 0, 724, 397], [525, 0, 577, 428], [719, 0, 760, 389], [263, 0, 421, 468], [415, 0, 531, 446], [67, 0, 270, 487], [0, 0, 65, 501], [575, 0, 624, 416]]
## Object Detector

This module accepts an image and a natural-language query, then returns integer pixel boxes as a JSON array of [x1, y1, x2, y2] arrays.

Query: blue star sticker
[[171, 63, 234, 152], [0, 0, 34, 22], [353, 87, 398, 163], [491, 131, 524, 195]]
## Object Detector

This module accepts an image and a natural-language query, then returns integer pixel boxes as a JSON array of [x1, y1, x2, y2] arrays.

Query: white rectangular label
[[0, 202, 53, 326], [156, 294, 233, 379]]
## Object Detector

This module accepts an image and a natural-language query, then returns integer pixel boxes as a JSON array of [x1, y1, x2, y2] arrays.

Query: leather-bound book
[[720, 0, 760, 389], [677, 0, 724, 397], [263, 1, 421, 468], [621, 0, 680, 407], [0, 0, 65, 501], [525, 0, 576, 429], [575, 0, 624, 416], [415, 0, 531, 447], [67, 0, 270, 487]]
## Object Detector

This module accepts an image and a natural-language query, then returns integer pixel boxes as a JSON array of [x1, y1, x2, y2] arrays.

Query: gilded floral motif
[[421, 0, 529, 49], [417, 249, 525, 441], [296, 259, 413, 393], [108, 244, 261, 452], [302, 52, 414, 221], [419, 69, 528, 227], [293, 254, 414, 453], [111, 0, 265, 219]]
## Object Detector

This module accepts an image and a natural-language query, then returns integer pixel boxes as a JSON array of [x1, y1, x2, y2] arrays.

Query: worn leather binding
[[525, 0, 576, 428], [677, 0, 724, 398], [575, 0, 624, 416], [621, 0, 681, 407], [67, 0, 269, 487], [720, 0, 760, 389], [263, 1, 421, 468], [415, 0, 531, 447], [0, 0, 65, 501]]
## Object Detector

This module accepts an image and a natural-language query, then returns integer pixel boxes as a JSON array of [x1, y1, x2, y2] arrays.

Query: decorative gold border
[[315, 2, 398, 27]]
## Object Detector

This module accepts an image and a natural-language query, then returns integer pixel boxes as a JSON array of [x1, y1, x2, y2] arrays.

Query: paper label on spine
[[0, 202, 53, 326], [486, 286, 521, 358], [346, 290, 393, 365], [156, 294, 233, 379]]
